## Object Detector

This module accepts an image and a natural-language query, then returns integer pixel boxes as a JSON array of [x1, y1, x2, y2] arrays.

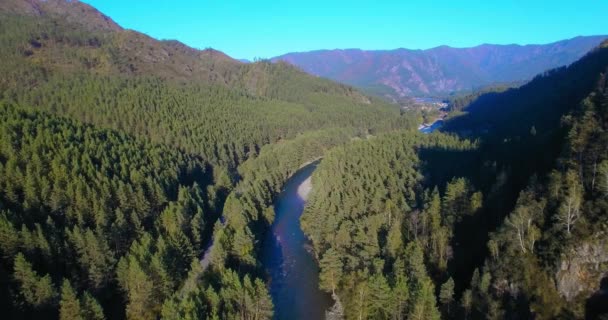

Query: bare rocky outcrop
[[325, 292, 344, 320], [556, 237, 608, 302]]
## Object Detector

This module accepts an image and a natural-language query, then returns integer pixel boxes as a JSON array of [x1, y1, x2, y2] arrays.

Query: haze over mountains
[[273, 36, 607, 99]]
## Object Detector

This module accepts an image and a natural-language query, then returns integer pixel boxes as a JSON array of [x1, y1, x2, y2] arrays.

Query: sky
[[82, 0, 607, 61]]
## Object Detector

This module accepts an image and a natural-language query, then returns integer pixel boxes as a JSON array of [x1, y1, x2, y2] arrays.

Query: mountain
[[445, 40, 608, 140], [300, 40, 608, 319], [272, 36, 608, 100], [0, 1, 416, 319], [3, 1, 608, 319], [0, 0, 408, 168], [0, 0, 380, 104], [437, 40, 608, 319], [0, 0, 241, 83]]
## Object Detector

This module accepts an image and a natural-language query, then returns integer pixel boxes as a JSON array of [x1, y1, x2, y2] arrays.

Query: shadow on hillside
[[586, 277, 608, 319], [422, 43, 608, 307], [417, 146, 502, 294], [418, 147, 482, 189]]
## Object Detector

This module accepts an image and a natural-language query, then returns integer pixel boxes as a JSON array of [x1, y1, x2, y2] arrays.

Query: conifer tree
[[60, 280, 83, 320]]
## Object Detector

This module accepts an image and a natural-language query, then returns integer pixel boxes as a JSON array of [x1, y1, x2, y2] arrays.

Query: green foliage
[[13, 253, 57, 308], [299, 130, 476, 319], [81, 293, 105, 320], [405, 242, 441, 320], [59, 280, 83, 320], [461, 289, 473, 319], [319, 248, 344, 294], [465, 67, 608, 319], [439, 277, 455, 313], [116, 248, 157, 320], [0, 12, 412, 171], [0, 12, 415, 317], [1, 2, 606, 320], [215, 128, 358, 269], [0, 105, 217, 318]]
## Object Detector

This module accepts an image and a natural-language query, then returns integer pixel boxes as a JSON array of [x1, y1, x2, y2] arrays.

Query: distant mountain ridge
[[272, 36, 608, 99]]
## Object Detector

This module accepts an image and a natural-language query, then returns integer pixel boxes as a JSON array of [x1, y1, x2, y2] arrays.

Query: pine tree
[[405, 242, 440, 320], [252, 278, 274, 320], [116, 256, 155, 320], [60, 279, 83, 320], [319, 248, 343, 294], [461, 289, 473, 320], [367, 274, 392, 319], [386, 217, 403, 258], [439, 277, 455, 314], [409, 278, 441, 320], [391, 272, 410, 319], [81, 292, 105, 320], [13, 253, 57, 307], [556, 170, 583, 235]]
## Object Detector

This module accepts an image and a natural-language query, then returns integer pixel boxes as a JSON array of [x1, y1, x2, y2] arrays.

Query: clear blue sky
[[83, 0, 607, 60]]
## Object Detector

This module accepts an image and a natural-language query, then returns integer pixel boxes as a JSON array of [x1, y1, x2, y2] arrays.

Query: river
[[201, 123, 439, 318], [419, 119, 444, 133], [261, 161, 333, 320]]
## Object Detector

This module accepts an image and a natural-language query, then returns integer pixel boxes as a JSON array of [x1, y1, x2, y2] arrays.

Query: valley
[[0, 1, 607, 320], [261, 120, 448, 318]]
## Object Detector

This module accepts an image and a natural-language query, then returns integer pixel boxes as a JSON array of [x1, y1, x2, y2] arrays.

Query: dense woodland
[[468, 69, 608, 319], [0, 13, 409, 170], [302, 132, 478, 319], [1, 1, 607, 319], [0, 1, 416, 319], [299, 42, 608, 319], [0, 104, 219, 318]]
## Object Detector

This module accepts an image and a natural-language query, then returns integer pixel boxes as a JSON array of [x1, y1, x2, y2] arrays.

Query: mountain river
[[261, 161, 333, 319]]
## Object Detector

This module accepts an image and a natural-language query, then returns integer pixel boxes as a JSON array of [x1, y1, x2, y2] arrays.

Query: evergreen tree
[[439, 277, 455, 314], [59, 280, 83, 320], [461, 289, 473, 320], [13, 253, 57, 307], [405, 242, 441, 320], [319, 248, 343, 295], [81, 292, 105, 320]]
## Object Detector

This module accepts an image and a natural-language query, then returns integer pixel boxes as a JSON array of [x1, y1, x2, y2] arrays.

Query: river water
[[261, 161, 333, 320], [420, 119, 444, 134]]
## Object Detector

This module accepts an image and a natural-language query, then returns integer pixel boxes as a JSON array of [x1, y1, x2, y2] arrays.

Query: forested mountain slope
[[302, 132, 478, 319], [0, 0, 377, 102], [0, 1, 418, 319], [2, 1, 607, 320], [300, 41, 608, 319], [0, 0, 408, 169], [461, 52, 608, 319], [0, 105, 220, 319]]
